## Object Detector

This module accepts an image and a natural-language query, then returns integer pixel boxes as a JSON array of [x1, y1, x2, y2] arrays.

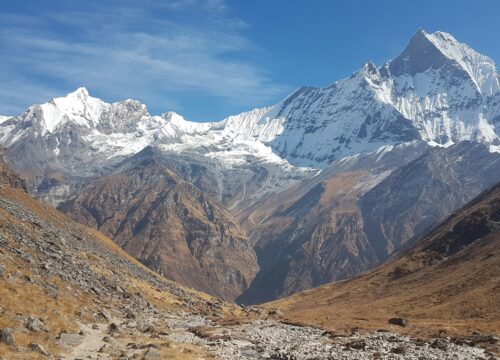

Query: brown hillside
[[59, 158, 258, 301], [267, 182, 500, 338]]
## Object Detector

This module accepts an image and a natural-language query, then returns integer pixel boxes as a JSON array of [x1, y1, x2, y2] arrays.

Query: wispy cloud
[[0, 0, 288, 119]]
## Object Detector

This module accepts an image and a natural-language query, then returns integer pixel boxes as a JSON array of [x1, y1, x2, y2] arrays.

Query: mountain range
[[1, 29, 499, 303]]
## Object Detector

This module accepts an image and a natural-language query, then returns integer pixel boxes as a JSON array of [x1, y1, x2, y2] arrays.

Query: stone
[[388, 317, 408, 327], [268, 309, 284, 317], [0, 329, 14, 345], [345, 339, 367, 350], [143, 346, 161, 360], [26, 316, 47, 332], [391, 345, 409, 354], [28, 342, 50, 356], [57, 332, 84, 347], [98, 310, 110, 321], [430, 338, 449, 351], [108, 322, 120, 334]]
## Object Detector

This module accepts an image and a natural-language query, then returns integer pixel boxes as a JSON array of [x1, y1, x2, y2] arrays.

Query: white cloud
[[0, 0, 288, 119]]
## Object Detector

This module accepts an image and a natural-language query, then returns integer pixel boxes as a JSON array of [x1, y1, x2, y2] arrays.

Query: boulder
[[57, 332, 84, 347], [0, 329, 14, 345], [26, 316, 47, 332], [268, 309, 284, 317], [388, 317, 408, 327], [143, 346, 161, 360], [28, 342, 50, 356]]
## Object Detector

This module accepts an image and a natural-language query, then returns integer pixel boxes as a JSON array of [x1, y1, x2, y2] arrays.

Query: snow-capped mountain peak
[[157, 111, 212, 140], [34, 87, 105, 133], [391, 29, 499, 95]]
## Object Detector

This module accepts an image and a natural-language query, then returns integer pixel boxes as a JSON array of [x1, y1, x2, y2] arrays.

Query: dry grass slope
[[267, 183, 500, 339]]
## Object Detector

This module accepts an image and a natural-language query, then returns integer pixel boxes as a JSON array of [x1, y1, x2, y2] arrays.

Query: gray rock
[[26, 316, 47, 332], [98, 310, 110, 321], [57, 332, 84, 347], [28, 342, 50, 356], [143, 346, 161, 360], [0, 329, 14, 345]]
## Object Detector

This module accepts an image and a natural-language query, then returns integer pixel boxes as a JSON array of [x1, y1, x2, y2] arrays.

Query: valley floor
[[5, 308, 494, 360]]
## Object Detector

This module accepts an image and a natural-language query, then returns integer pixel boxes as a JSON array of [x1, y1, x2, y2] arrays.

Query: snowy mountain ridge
[[423, 30, 499, 95], [0, 29, 499, 175]]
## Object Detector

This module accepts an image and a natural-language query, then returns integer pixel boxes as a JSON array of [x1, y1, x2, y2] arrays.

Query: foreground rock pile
[[166, 316, 495, 360]]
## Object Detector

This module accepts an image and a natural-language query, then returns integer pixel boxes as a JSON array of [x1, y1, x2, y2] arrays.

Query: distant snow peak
[[0, 116, 11, 125], [67, 86, 89, 98]]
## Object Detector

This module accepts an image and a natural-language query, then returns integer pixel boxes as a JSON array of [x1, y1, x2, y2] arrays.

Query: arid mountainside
[[0, 149, 238, 359], [238, 141, 500, 303], [59, 149, 259, 301], [268, 180, 500, 338], [360, 141, 500, 259]]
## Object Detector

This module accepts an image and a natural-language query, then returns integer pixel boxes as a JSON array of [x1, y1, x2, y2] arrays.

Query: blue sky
[[1, 0, 499, 121]]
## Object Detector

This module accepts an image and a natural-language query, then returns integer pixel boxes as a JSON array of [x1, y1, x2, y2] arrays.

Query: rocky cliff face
[[359, 141, 500, 259], [0, 147, 26, 190], [59, 151, 258, 301]]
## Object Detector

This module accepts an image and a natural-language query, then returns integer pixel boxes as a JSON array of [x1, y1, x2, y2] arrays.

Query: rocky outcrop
[[0, 147, 26, 190]]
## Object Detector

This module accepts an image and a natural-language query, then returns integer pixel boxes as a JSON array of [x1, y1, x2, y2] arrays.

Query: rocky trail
[[60, 323, 110, 360], [50, 309, 496, 360]]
